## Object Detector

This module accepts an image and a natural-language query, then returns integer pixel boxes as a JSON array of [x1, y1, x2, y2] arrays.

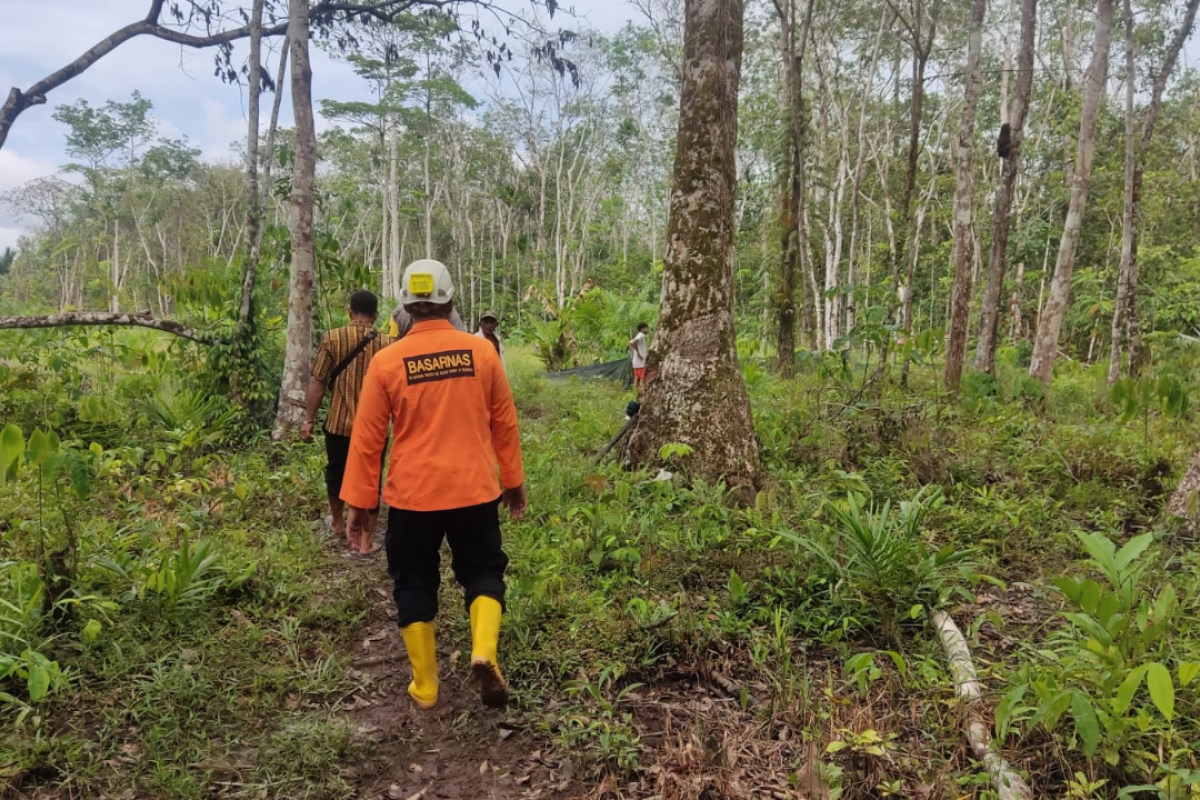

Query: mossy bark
[[624, 0, 762, 495]]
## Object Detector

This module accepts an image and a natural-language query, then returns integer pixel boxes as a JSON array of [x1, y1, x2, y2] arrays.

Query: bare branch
[[0, 312, 216, 344]]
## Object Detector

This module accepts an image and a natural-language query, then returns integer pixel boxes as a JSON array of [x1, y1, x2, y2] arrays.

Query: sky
[[0, 0, 640, 251]]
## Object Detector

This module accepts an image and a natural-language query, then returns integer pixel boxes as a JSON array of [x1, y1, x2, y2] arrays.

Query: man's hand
[[299, 420, 315, 443], [346, 505, 370, 544], [502, 484, 528, 520]]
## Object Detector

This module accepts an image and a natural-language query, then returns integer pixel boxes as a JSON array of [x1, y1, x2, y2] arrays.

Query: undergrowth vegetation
[[2, 330, 1200, 798]]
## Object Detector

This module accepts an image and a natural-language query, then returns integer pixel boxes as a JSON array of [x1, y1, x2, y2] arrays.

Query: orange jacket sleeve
[[340, 358, 391, 509], [488, 352, 524, 489]]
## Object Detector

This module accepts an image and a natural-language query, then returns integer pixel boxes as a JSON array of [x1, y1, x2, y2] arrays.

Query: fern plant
[[782, 486, 974, 637]]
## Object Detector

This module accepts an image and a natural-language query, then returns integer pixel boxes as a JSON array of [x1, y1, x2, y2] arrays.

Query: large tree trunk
[[272, 0, 316, 441], [944, 0, 988, 390], [1108, 0, 1200, 385], [624, 0, 762, 495], [975, 0, 1037, 374], [1028, 0, 1112, 388]]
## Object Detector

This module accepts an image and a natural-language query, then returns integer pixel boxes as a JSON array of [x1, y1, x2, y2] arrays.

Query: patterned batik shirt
[[311, 322, 395, 436]]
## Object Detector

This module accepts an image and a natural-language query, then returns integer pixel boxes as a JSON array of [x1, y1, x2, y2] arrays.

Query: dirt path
[[333, 526, 570, 800]]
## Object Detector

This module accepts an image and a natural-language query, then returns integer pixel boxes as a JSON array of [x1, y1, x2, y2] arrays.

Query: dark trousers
[[387, 498, 508, 628], [324, 431, 382, 512]]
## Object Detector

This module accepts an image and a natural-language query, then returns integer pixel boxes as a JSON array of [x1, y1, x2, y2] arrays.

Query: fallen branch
[[931, 610, 1032, 800], [592, 414, 637, 466], [711, 672, 744, 700], [0, 312, 216, 344]]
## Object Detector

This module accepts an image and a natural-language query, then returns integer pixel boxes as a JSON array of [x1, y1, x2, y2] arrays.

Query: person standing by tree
[[300, 290, 394, 553], [342, 259, 526, 710], [629, 321, 649, 397], [475, 310, 506, 372]]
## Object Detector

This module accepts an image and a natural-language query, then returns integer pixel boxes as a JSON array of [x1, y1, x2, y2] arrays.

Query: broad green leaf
[[26, 429, 60, 468], [1054, 577, 1082, 605], [1074, 530, 1116, 572], [1113, 665, 1148, 716], [1071, 692, 1101, 755], [1114, 533, 1154, 574], [1152, 584, 1177, 628], [1064, 612, 1113, 647], [0, 423, 23, 483], [27, 663, 50, 702], [1079, 579, 1101, 615], [1146, 662, 1174, 722], [1179, 662, 1200, 688]]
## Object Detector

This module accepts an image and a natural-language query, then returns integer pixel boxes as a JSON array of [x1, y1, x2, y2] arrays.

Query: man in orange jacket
[[342, 259, 526, 710]]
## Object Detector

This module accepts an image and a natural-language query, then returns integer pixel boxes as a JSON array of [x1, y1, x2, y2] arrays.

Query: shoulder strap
[[327, 330, 378, 389]]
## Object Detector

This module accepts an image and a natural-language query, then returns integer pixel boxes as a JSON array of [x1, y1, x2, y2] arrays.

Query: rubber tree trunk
[[237, 0, 265, 334], [1109, 0, 1137, 387], [1028, 0, 1112, 388], [624, 0, 762, 496], [775, 0, 815, 376], [1108, 0, 1200, 385], [975, 0, 1037, 374], [775, 0, 800, 376], [272, 0, 316, 441], [943, 0, 988, 391], [1169, 446, 1200, 519]]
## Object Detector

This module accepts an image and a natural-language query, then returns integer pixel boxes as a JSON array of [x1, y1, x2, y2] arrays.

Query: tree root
[[930, 610, 1032, 800]]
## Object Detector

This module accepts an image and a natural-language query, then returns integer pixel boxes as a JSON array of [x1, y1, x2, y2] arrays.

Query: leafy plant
[[780, 487, 974, 636], [1111, 375, 1190, 442], [999, 532, 1196, 785]]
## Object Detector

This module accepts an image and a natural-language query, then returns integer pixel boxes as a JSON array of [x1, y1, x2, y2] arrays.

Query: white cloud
[[200, 97, 250, 163], [0, 150, 59, 239], [0, 227, 24, 252]]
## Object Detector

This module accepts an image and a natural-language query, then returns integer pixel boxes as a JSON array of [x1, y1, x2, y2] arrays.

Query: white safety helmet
[[400, 259, 455, 306]]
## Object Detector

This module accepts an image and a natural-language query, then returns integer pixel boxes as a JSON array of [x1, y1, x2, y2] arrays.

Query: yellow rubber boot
[[400, 621, 438, 709], [469, 596, 509, 708]]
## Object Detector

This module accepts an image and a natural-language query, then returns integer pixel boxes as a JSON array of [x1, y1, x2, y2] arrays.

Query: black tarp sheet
[[544, 357, 633, 388]]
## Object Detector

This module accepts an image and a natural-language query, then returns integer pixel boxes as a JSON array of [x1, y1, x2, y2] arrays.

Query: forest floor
[[4, 347, 1200, 799]]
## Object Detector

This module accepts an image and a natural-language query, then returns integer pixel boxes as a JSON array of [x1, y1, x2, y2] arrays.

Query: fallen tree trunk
[[0, 312, 215, 344], [931, 610, 1032, 800]]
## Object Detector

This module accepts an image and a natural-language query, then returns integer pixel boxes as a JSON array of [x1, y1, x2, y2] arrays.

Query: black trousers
[[387, 498, 508, 628], [324, 431, 382, 513]]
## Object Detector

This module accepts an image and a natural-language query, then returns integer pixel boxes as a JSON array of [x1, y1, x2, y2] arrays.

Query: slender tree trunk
[[944, 0, 988, 391], [261, 35, 289, 205], [1029, 0, 1112, 388], [1109, 0, 1137, 386], [1109, 0, 1200, 384], [975, 0, 1037, 373], [237, 0, 265, 333], [624, 0, 761, 496], [389, 117, 402, 296], [272, 0, 316, 440], [775, 0, 815, 375]]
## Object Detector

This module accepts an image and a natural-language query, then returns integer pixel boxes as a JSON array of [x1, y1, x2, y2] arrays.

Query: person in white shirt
[[628, 322, 649, 397], [475, 310, 506, 372]]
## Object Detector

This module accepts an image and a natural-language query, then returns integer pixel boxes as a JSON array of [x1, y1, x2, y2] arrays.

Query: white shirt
[[629, 331, 648, 368], [475, 329, 506, 371]]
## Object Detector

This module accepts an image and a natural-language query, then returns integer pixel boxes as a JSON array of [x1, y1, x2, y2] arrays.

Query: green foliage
[[999, 532, 1198, 787], [779, 487, 975, 636]]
